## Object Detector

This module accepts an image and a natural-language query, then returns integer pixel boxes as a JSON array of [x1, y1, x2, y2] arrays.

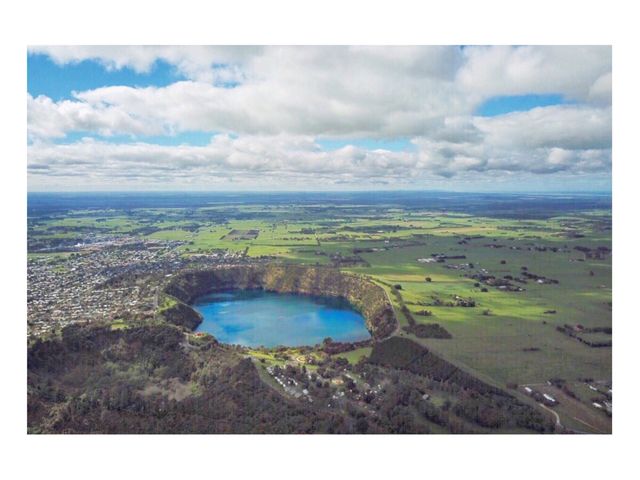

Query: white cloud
[[588, 72, 613, 105], [473, 105, 612, 150], [27, 93, 163, 140], [456, 45, 612, 103], [411, 103, 611, 178], [28, 47, 469, 140], [28, 134, 419, 182], [28, 124, 611, 188], [28, 46, 612, 140], [27, 46, 612, 188]]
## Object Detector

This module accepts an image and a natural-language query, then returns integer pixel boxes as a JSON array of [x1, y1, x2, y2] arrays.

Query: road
[[368, 277, 403, 336], [538, 402, 562, 429]]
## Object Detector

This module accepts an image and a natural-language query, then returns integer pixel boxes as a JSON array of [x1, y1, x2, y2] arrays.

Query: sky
[[27, 46, 612, 192]]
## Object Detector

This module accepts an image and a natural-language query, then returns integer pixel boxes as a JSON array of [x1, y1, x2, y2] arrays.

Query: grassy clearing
[[332, 347, 372, 364], [110, 319, 129, 331], [157, 295, 178, 313]]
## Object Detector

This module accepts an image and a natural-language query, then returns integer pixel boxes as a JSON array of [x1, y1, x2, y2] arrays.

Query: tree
[[355, 417, 369, 433]]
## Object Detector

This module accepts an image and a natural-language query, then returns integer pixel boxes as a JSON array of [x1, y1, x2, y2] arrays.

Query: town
[[28, 235, 248, 337]]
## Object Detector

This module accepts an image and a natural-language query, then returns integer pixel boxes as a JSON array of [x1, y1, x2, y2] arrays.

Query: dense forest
[[28, 323, 553, 434]]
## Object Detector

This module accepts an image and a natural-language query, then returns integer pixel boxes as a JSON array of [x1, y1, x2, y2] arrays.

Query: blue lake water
[[193, 290, 370, 347]]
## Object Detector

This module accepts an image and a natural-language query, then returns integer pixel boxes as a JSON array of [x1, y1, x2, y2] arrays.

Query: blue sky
[[28, 53, 185, 101], [475, 94, 569, 117], [55, 130, 215, 146], [27, 46, 612, 191], [316, 138, 415, 152]]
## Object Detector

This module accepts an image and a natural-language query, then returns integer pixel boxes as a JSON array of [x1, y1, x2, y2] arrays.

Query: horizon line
[[27, 189, 613, 195]]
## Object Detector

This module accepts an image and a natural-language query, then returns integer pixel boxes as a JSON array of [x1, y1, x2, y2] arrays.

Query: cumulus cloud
[[411, 105, 611, 178], [28, 47, 470, 140], [27, 46, 612, 188], [28, 127, 611, 189], [27, 93, 164, 140], [28, 134, 419, 182], [473, 105, 612, 150], [456, 45, 612, 104]]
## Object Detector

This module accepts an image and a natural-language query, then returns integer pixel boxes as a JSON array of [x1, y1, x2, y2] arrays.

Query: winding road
[[538, 402, 563, 429]]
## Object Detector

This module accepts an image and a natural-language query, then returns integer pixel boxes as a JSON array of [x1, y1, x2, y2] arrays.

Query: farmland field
[[27, 191, 612, 433]]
